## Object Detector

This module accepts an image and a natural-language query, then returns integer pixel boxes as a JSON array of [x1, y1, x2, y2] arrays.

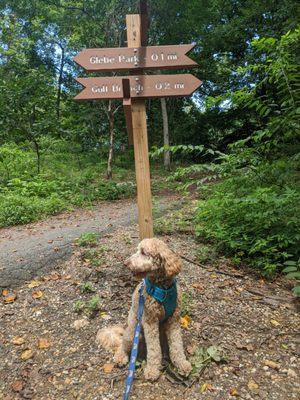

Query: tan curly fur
[[96, 238, 192, 381]]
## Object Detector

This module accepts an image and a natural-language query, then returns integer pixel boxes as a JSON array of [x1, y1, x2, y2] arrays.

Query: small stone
[[248, 379, 259, 393], [287, 369, 297, 378], [264, 360, 280, 370], [263, 366, 269, 371], [72, 318, 89, 330]]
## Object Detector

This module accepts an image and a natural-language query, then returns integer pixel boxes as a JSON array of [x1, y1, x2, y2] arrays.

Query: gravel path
[[0, 223, 298, 400], [0, 195, 178, 288]]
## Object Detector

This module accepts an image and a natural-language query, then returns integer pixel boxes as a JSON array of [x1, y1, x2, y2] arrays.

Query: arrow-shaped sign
[[74, 44, 197, 72], [74, 74, 202, 101]]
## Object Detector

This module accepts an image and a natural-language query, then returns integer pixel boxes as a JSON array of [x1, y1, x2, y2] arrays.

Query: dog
[[96, 238, 192, 381]]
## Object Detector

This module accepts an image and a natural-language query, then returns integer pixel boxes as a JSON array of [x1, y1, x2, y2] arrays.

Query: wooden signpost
[[75, 74, 202, 100], [74, 44, 198, 72], [74, 1, 202, 240]]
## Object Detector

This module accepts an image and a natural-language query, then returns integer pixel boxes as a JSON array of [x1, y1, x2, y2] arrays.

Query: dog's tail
[[96, 325, 124, 352]]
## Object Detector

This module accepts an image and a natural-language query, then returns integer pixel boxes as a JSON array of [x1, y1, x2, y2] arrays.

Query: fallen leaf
[[27, 280, 41, 288], [210, 274, 217, 279], [235, 341, 254, 351], [50, 273, 60, 281], [21, 349, 34, 361], [230, 388, 239, 396], [2, 289, 9, 296], [103, 363, 114, 373], [264, 360, 280, 370], [38, 338, 51, 349], [270, 319, 280, 327], [180, 315, 191, 329], [11, 380, 24, 392], [3, 292, 17, 304], [192, 283, 204, 292], [11, 337, 25, 346], [32, 290, 43, 299], [200, 383, 214, 393], [248, 379, 259, 393]]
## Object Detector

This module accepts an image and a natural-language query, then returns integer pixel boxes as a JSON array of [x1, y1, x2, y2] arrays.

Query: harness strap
[[123, 281, 145, 400], [145, 277, 177, 321]]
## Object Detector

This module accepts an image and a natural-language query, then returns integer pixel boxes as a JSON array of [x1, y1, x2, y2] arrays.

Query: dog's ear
[[160, 245, 182, 277]]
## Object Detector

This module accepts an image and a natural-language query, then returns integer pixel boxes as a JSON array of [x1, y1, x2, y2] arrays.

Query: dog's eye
[[141, 249, 147, 256]]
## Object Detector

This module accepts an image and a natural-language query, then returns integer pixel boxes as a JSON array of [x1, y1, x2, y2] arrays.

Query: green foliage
[[81, 282, 96, 294], [181, 292, 192, 317], [154, 201, 196, 235], [86, 296, 101, 313], [82, 249, 103, 267], [97, 181, 135, 201], [190, 346, 225, 377], [170, 29, 300, 285], [73, 296, 101, 315], [0, 140, 135, 227], [196, 178, 300, 275], [74, 300, 85, 313], [197, 244, 218, 264], [283, 260, 300, 296], [76, 233, 99, 248], [0, 143, 36, 183]]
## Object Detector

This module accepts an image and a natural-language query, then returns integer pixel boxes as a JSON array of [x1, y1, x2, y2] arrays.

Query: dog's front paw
[[178, 360, 192, 377], [114, 350, 128, 366], [144, 366, 161, 381]]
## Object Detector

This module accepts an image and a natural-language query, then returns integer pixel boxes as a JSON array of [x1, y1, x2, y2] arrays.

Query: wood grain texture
[[73, 45, 197, 72], [74, 74, 202, 101], [126, 14, 153, 239]]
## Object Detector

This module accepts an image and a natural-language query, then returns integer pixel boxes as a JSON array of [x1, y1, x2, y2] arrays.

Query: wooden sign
[[75, 74, 202, 101], [74, 44, 197, 72], [73, 1, 202, 241]]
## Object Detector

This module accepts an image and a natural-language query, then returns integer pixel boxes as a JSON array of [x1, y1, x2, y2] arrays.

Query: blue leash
[[123, 280, 145, 400]]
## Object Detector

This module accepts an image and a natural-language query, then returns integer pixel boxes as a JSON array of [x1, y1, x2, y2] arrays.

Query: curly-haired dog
[[96, 238, 192, 381]]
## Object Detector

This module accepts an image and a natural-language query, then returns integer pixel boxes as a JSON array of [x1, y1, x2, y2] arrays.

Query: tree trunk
[[56, 46, 65, 120], [32, 139, 41, 174], [106, 100, 114, 180], [161, 98, 171, 170]]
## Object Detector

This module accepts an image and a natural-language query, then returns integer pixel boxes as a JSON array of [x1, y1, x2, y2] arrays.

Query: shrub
[[0, 194, 42, 225], [0, 143, 36, 183], [0, 193, 68, 227], [282, 260, 300, 297], [196, 176, 300, 275], [96, 181, 135, 201]]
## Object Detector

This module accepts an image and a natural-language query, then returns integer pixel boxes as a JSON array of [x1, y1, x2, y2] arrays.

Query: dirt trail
[[0, 223, 298, 400], [0, 195, 178, 288]]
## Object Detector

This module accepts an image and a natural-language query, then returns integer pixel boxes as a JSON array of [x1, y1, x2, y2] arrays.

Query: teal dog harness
[[145, 277, 177, 321]]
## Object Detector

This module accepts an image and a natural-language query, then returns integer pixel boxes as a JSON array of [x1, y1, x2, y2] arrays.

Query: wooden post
[[126, 14, 153, 239]]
